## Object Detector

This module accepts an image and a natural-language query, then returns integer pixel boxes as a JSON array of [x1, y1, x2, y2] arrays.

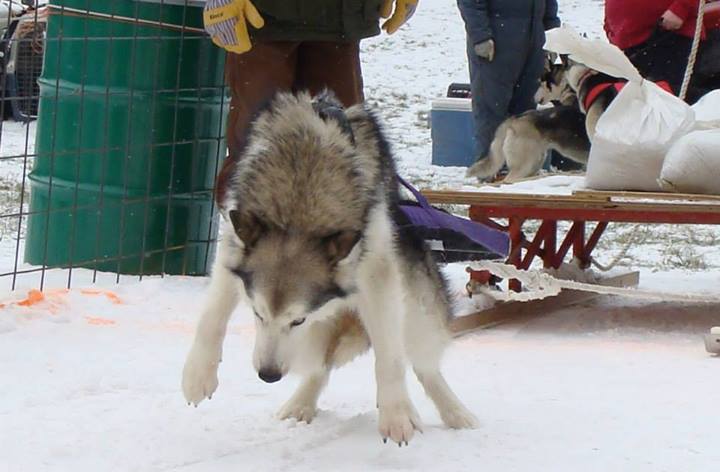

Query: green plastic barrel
[[25, 0, 227, 275]]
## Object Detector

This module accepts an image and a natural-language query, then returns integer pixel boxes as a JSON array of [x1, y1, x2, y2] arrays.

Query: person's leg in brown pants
[[225, 40, 364, 161], [224, 41, 298, 162], [295, 41, 364, 108]]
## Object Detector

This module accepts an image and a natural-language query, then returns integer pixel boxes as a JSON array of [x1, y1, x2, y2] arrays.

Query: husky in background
[[467, 55, 590, 183], [182, 91, 477, 446], [535, 54, 578, 108], [565, 62, 623, 141]]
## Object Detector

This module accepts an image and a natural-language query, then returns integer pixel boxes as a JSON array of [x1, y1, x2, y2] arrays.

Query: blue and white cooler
[[430, 96, 476, 167]]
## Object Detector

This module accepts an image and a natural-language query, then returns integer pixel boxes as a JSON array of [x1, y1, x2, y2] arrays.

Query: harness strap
[[583, 82, 615, 111], [583, 79, 674, 111]]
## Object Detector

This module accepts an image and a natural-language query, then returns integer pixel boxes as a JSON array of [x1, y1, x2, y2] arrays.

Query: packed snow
[[1, 268, 719, 472], [1, 1, 720, 471]]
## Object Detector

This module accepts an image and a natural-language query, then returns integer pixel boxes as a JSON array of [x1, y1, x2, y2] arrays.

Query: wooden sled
[[421, 188, 720, 334]]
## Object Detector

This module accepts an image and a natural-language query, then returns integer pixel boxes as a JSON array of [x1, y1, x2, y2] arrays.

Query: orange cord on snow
[[84, 316, 117, 326], [16, 289, 46, 306], [1, 288, 123, 310], [80, 288, 123, 305]]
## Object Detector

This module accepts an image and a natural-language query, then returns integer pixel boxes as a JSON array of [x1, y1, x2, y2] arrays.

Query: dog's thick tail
[[466, 123, 509, 180]]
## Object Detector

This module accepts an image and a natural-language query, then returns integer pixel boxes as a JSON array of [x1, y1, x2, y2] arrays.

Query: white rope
[[469, 260, 720, 304], [679, 0, 707, 101], [590, 223, 645, 272]]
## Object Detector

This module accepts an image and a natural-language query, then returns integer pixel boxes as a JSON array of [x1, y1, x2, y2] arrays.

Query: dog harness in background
[[583, 77, 673, 111]]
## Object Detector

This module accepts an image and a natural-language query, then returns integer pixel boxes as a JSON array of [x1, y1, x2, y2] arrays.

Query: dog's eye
[[289, 317, 306, 328], [253, 310, 264, 323]]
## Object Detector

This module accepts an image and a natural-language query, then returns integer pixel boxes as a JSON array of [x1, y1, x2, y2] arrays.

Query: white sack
[[691, 89, 720, 122], [545, 28, 695, 191], [544, 27, 642, 83], [586, 81, 695, 191], [659, 129, 720, 194]]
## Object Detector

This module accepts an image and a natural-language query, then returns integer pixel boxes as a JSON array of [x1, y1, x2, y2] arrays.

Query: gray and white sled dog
[[181, 91, 477, 446], [466, 55, 590, 183]]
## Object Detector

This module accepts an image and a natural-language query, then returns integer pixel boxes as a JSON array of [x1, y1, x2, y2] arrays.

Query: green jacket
[[251, 0, 384, 41]]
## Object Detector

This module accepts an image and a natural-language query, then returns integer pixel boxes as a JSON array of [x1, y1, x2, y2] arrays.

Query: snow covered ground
[[1, 268, 719, 472], [1, 0, 720, 471]]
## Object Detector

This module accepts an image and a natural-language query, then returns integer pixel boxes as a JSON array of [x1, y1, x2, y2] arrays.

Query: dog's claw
[[378, 401, 422, 446], [182, 343, 221, 407]]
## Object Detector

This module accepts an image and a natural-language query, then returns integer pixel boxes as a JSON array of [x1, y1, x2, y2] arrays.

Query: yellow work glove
[[203, 0, 265, 54], [380, 0, 418, 34]]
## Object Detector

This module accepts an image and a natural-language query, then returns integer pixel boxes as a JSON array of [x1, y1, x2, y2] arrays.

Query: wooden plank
[[573, 189, 720, 203], [450, 271, 640, 336], [473, 205, 720, 224], [421, 189, 720, 215], [422, 189, 599, 206], [481, 171, 585, 187]]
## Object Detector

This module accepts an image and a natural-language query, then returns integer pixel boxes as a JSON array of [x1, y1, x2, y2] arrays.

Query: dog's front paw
[[276, 400, 318, 424], [182, 344, 221, 406], [378, 401, 423, 446]]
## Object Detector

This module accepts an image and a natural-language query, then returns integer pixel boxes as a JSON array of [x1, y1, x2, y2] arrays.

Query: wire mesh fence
[[0, 0, 228, 292]]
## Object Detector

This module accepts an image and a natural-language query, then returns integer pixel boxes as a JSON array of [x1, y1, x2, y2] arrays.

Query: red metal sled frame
[[423, 189, 720, 292]]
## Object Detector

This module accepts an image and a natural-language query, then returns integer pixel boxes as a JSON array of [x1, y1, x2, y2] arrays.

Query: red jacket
[[707, 2, 720, 29], [605, 0, 706, 50]]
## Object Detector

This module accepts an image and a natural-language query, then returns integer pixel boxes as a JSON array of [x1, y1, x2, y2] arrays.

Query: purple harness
[[397, 176, 509, 257]]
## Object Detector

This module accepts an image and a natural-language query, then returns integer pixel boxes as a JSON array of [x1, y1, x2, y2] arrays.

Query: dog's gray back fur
[[222, 92, 395, 236]]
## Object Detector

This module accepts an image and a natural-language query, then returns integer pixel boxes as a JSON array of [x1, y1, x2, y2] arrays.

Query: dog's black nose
[[258, 369, 282, 383]]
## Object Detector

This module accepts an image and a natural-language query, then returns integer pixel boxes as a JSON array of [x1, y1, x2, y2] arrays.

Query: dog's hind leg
[[278, 310, 371, 424], [277, 370, 329, 424], [503, 132, 547, 183], [405, 281, 478, 429], [277, 319, 337, 424], [182, 235, 244, 406], [413, 358, 478, 429]]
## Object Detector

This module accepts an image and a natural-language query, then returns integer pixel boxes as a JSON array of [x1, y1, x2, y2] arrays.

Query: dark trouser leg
[[467, 39, 516, 160], [467, 19, 533, 160], [624, 29, 692, 96], [224, 41, 298, 161], [693, 31, 720, 101], [295, 41, 365, 107], [508, 36, 544, 115]]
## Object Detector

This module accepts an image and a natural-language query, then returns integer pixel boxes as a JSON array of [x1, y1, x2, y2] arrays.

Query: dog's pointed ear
[[546, 51, 558, 67], [322, 230, 360, 265], [312, 90, 356, 144], [229, 210, 266, 249]]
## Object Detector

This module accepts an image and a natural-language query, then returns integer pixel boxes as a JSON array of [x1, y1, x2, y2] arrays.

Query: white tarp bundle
[[659, 129, 720, 194], [544, 27, 706, 192], [659, 91, 720, 194]]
